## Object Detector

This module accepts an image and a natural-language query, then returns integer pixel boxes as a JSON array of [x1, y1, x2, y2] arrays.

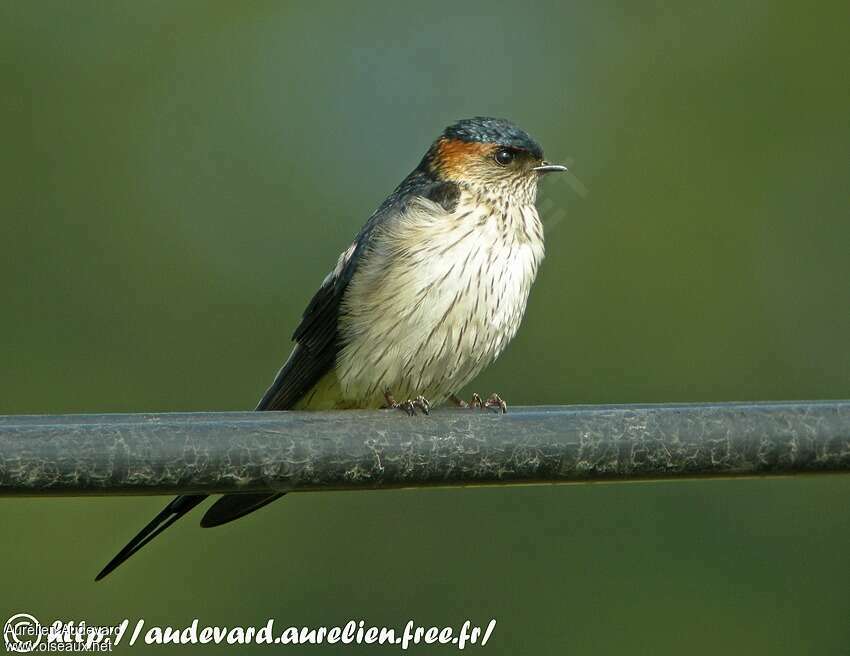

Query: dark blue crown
[[443, 117, 544, 159]]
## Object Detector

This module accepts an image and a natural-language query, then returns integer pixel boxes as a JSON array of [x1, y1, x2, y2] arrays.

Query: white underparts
[[332, 189, 545, 407]]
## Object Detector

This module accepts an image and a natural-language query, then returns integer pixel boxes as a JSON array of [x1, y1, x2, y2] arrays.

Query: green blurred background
[[1, 1, 848, 654]]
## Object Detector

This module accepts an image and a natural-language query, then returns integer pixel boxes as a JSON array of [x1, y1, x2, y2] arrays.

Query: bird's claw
[[413, 395, 431, 415], [453, 392, 507, 414], [397, 399, 416, 415], [484, 393, 507, 414], [384, 391, 431, 416]]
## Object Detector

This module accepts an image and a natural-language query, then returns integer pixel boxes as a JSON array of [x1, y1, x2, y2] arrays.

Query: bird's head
[[420, 117, 566, 202]]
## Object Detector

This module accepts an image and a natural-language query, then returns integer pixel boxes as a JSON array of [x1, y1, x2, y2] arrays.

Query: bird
[[95, 116, 566, 580]]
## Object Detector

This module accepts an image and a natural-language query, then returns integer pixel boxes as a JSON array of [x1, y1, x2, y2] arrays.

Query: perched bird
[[96, 117, 566, 580]]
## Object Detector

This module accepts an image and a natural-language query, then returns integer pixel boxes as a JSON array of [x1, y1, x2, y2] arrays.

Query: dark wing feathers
[[256, 246, 360, 411], [253, 171, 460, 411], [201, 204, 389, 527], [96, 170, 458, 580]]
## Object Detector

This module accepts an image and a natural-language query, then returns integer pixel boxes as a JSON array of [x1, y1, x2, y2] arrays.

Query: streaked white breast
[[334, 189, 545, 407]]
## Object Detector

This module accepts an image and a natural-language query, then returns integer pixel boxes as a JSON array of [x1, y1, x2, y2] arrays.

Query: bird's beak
[[533, 162, 568, 174]]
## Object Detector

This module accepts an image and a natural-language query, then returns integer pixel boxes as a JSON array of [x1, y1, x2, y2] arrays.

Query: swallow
[[95, 116, 566, 580]]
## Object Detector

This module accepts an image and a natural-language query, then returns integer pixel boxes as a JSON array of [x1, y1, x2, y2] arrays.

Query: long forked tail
[[96, 364, 298, 581], [200, 492, 286, 528], [95, 492, 288, 580], [95, 494, 207, 581]]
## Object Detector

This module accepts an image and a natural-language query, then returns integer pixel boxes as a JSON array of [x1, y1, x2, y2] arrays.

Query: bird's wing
[[95, 238, 367, 580], [201, 177, 460, 526], [254, 175, 460, 411], [95, 175, 458, 580], [94, 243, 364, 579], [254, 242, 361, 411]]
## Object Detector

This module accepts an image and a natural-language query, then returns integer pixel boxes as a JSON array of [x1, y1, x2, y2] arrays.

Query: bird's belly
[[335, 205, 544, 407]]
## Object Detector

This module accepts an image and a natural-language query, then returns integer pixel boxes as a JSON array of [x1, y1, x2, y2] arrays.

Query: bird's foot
[[384, 391, 431, 416], [485, 393, 508, 413], [451, 393, 507, 414]]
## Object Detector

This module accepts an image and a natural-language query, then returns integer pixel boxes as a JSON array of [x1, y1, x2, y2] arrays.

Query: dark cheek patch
[[423, 180, 461, 212]]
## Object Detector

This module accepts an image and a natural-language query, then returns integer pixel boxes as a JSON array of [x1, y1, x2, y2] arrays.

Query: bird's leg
[[413, 395, 431, 415], [484, 393, 508, 414], [450, 393, 483, 408], [451, 392, 506, 413], [384, 390, 430, 416], [383, 390, 414, 415]]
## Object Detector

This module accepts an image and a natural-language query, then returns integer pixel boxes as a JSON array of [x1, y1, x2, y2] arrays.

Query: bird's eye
[[494, 149, 515, 166]]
